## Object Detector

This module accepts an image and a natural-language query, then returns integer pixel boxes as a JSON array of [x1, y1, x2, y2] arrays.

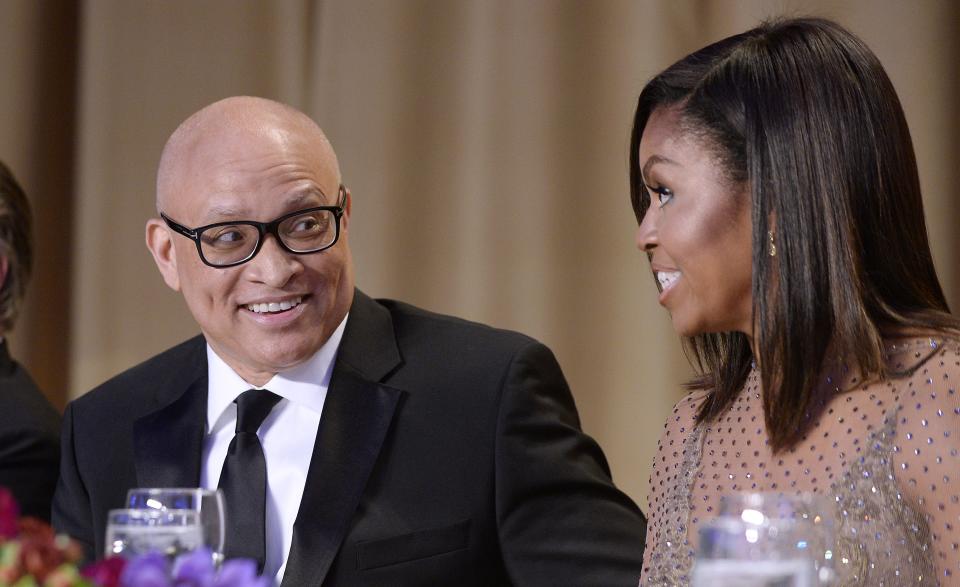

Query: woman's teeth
[[247, 296, 302, 314], [657, 271, 681, 290]]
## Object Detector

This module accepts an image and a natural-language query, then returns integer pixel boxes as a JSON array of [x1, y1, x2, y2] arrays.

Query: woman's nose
[[635, 208, 658, 251]]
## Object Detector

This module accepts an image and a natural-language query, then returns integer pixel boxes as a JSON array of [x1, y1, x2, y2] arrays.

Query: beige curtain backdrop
[[1, 0, 957, 509]]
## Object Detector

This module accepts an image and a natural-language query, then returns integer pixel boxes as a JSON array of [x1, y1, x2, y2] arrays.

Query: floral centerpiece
[[0, 488, 267, 587], [0, 487, 84, 587]]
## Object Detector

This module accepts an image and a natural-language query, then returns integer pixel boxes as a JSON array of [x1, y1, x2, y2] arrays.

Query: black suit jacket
[[53, 290, 646, 585], [0, 340, 60, 521]]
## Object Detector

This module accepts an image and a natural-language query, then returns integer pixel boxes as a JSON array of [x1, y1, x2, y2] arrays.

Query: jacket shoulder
[[377, 298, 539, 352], [71, 335, 206, 410]]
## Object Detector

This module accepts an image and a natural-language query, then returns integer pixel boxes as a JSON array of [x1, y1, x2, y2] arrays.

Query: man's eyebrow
[[198, 187, 335, 222], [283, 188, 326, 207], [641, 154, 680, 182], [205, 205, 244, 218], [289, 184, 345, 206]]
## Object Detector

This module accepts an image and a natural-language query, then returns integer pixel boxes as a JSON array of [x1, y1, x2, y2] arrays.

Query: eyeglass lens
[[198, 209, 338, 266]]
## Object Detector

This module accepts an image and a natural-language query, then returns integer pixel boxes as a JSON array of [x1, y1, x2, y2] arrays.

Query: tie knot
[[234, 389, 282, 433]]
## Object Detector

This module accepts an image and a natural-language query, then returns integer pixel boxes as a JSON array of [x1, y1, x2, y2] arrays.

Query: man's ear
[[340, 187, 352, 234], [146, 218, 181, 291]]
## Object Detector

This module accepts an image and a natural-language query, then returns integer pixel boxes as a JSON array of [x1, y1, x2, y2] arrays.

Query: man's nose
[[246, 235, 303, 287], [635, 207, 659, 252]]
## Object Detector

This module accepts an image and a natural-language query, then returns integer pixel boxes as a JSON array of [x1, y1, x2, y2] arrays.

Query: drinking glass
[[126, 488, 225, 563], [692, 492, 838, 586], [105, 508, 203, 559]]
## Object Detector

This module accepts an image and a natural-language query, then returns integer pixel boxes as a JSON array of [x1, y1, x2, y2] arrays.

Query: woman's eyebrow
[[642, 154, 680, 181]]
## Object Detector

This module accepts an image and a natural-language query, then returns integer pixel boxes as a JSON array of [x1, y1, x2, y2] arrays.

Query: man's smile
[[244, 295, 304, 314]]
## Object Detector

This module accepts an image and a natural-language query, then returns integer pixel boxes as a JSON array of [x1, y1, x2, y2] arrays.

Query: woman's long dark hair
[[629, 17, 959, 451], [0, 161, 33, 334]]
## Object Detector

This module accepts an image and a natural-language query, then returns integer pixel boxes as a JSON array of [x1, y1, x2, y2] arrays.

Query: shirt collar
[[206, 314, 349, 434]]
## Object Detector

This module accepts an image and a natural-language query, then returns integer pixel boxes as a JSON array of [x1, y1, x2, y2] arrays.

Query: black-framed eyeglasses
[[161, 185, 347, 268]]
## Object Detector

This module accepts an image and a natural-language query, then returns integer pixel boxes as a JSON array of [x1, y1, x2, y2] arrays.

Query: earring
[[768, 230, 777, 257]]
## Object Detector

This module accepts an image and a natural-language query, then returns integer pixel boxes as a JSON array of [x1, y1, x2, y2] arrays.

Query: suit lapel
[[282, 290, 404, 586], [133, 340, 208, 490]]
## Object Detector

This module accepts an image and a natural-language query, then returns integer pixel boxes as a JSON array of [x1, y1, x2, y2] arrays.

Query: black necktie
[[219, 389, 282, 570]]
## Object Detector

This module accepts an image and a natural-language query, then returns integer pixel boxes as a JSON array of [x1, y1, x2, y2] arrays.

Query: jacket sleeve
[[51, 402, 96, 560], [495, 340, 647, 586], [0, 424, 59, 522]]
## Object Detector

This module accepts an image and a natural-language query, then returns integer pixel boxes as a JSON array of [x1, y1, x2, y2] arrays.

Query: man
[[0, 161, 60, 522], [53, 97, 646, 585]]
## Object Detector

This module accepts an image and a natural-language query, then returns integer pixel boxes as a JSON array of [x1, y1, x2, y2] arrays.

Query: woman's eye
[[646, 184, 674, 207]]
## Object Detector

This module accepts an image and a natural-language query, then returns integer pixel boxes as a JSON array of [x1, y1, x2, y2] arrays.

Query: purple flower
[[120, 552, 171, 587], [171, 548, 215, 587], [108, 549, 267, 587], [213, 559, 270, 587]]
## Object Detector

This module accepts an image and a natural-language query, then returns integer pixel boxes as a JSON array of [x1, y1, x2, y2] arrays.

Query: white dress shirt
[[201, 315, 347, 585]]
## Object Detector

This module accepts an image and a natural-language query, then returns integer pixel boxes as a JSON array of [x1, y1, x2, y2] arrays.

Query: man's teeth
[[657, 271, 681, 290], [246, 296, 302, 314]]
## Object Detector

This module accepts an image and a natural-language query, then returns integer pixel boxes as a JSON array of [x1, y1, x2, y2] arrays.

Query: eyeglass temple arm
[[160, 213, 198, 239]]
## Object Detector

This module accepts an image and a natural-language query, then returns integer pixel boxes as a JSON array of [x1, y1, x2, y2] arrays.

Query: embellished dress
[[641, 337, 960, 586]]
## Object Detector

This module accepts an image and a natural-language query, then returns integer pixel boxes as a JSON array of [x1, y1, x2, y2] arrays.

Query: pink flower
[[0, 488, 19, 540], [0, 488, 88, 586], [82, 556, 127, 587]]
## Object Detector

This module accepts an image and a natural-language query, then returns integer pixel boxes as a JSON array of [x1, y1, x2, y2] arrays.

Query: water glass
[[693, 516, 818, 586], [126, 488, 225, 563], [723, 492, 837, 584], [105, 508, 203, 559], [692, 492, 838, 586]]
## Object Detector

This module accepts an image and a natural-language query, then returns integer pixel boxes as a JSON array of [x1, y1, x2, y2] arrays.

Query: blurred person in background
[[0, 161, 60, 522], [630, 18, 960, 585]]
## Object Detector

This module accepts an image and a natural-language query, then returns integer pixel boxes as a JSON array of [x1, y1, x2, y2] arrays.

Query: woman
[[632, 18, 959, 585]]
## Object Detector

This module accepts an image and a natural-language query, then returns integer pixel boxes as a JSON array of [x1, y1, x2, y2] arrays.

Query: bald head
[[145, 96, 355, 385], [156, 97, 340, 213]]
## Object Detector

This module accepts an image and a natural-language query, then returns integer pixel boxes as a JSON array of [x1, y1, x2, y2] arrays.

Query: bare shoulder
[[899, 337, 960, 441], [888, 336, 960, 570], [663, 388, 710, 438], [893, 336, 960, 413], [649, 389, 710, 489], [644, 388, 710, 566]]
